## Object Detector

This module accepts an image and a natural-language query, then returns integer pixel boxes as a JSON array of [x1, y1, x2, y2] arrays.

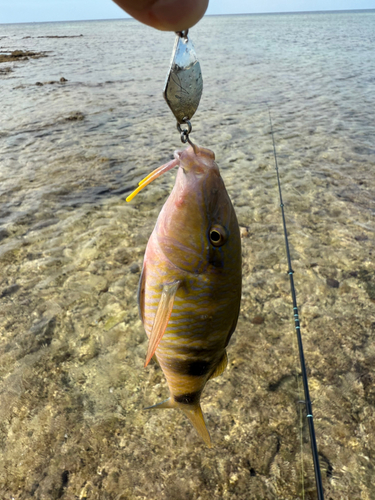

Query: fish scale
[[128, 144, 241, 446]]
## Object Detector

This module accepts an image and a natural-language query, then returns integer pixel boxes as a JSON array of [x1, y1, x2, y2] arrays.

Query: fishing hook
[[177, 118, 196, 150]]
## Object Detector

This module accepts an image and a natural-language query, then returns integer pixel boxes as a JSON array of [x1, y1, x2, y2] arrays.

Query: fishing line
[[268, 109, 325, 500]]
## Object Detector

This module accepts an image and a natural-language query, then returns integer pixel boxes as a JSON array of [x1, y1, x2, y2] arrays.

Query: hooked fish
[[126, 144, 242, 446]]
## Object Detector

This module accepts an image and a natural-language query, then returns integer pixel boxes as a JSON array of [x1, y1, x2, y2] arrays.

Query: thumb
[[112, 0, 209, 31]]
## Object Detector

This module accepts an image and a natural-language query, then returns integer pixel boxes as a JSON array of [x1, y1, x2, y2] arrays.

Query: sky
[[0, 0, 374, 25]]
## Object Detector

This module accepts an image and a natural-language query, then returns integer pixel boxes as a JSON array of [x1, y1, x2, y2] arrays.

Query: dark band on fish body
[[170, 358, 212, 377], [174, 391, 201, 405], [175, 345, 218, 357]]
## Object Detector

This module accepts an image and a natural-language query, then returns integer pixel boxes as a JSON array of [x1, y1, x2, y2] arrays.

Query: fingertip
[[151, 0, 209, 31], [113, 0, 209, 31]]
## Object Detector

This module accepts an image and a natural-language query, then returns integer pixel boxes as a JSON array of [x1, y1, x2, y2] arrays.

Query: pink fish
[[127, 144, 242, 446]]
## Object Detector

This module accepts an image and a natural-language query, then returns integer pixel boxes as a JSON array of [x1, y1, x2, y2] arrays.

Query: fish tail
[[144, 397, 212, 447], [181, 405, 212, 447]]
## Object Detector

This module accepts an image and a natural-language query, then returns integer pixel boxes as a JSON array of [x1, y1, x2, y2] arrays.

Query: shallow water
[[1, 11, 375, 499]]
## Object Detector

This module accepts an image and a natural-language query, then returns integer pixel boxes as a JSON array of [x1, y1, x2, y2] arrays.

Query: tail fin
[[182, 405, 212, 447], [144, 398, 212, 447]]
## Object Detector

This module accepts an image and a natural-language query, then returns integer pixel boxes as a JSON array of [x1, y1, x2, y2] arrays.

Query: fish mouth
[[174, 149, 188, 175], [174, 149, 183, 161]]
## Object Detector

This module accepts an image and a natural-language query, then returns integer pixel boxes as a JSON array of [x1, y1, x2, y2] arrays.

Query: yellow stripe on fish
[[127, 144, 242, 447]]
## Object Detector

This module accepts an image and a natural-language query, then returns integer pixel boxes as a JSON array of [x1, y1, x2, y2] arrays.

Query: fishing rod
[[268, 110, 325, 500]]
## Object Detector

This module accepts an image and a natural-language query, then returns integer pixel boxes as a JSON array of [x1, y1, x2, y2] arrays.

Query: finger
[[112, 0, 209, 31]]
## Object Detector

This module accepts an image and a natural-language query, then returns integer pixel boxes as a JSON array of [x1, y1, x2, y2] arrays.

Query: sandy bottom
[[1, 105, 375, 500]]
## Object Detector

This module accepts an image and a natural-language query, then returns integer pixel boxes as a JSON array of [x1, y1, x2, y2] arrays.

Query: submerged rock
[[0, 228, 9, 241], [0, 284, 20, 298], [240, 226, 250, 238], [130, 263, 140, 274], [326, 278, 340, 288], [0, 50, 48, 63], [65, 112, 84, 121], [0, 66, 12, 75], [251, 315, 265, 325]]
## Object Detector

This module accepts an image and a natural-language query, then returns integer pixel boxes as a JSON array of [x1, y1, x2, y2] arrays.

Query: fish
[[126, 144, 242, 446]]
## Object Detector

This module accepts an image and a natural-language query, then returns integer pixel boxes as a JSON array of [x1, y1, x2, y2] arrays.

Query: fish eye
[[209, 225, 227, 247]]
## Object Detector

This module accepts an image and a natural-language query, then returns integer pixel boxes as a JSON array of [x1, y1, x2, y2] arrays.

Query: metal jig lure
[[163, 29, 203, 146]]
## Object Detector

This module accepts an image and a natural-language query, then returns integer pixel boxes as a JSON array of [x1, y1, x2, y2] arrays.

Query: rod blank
[[268, 109, 325, 500]]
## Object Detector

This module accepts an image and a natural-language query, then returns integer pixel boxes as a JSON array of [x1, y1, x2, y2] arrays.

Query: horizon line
[[1, 8, 374, 26]]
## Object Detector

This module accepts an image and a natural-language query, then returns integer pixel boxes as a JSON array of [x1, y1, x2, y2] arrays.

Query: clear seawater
[[1, 11, 375, 499]]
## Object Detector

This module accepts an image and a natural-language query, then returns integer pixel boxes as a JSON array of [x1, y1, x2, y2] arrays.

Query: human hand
[[112, 0, 209, 31]]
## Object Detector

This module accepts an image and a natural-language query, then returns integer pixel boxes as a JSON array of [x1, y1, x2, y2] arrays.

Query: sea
[[1, 10, 375, 500]]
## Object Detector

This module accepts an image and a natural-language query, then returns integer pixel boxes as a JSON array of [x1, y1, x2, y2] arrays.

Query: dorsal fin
[[144, 280, 181, 367]]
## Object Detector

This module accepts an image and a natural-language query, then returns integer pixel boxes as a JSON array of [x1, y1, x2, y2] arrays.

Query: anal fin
[[144, 397, 174, 410], [144, 280, 181, 367], [209, 350, 228, 380]]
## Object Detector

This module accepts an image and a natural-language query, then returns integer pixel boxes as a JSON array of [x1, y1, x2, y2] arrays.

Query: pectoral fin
[[209, 350, 228, 380], [144, 280, 181, 367]]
